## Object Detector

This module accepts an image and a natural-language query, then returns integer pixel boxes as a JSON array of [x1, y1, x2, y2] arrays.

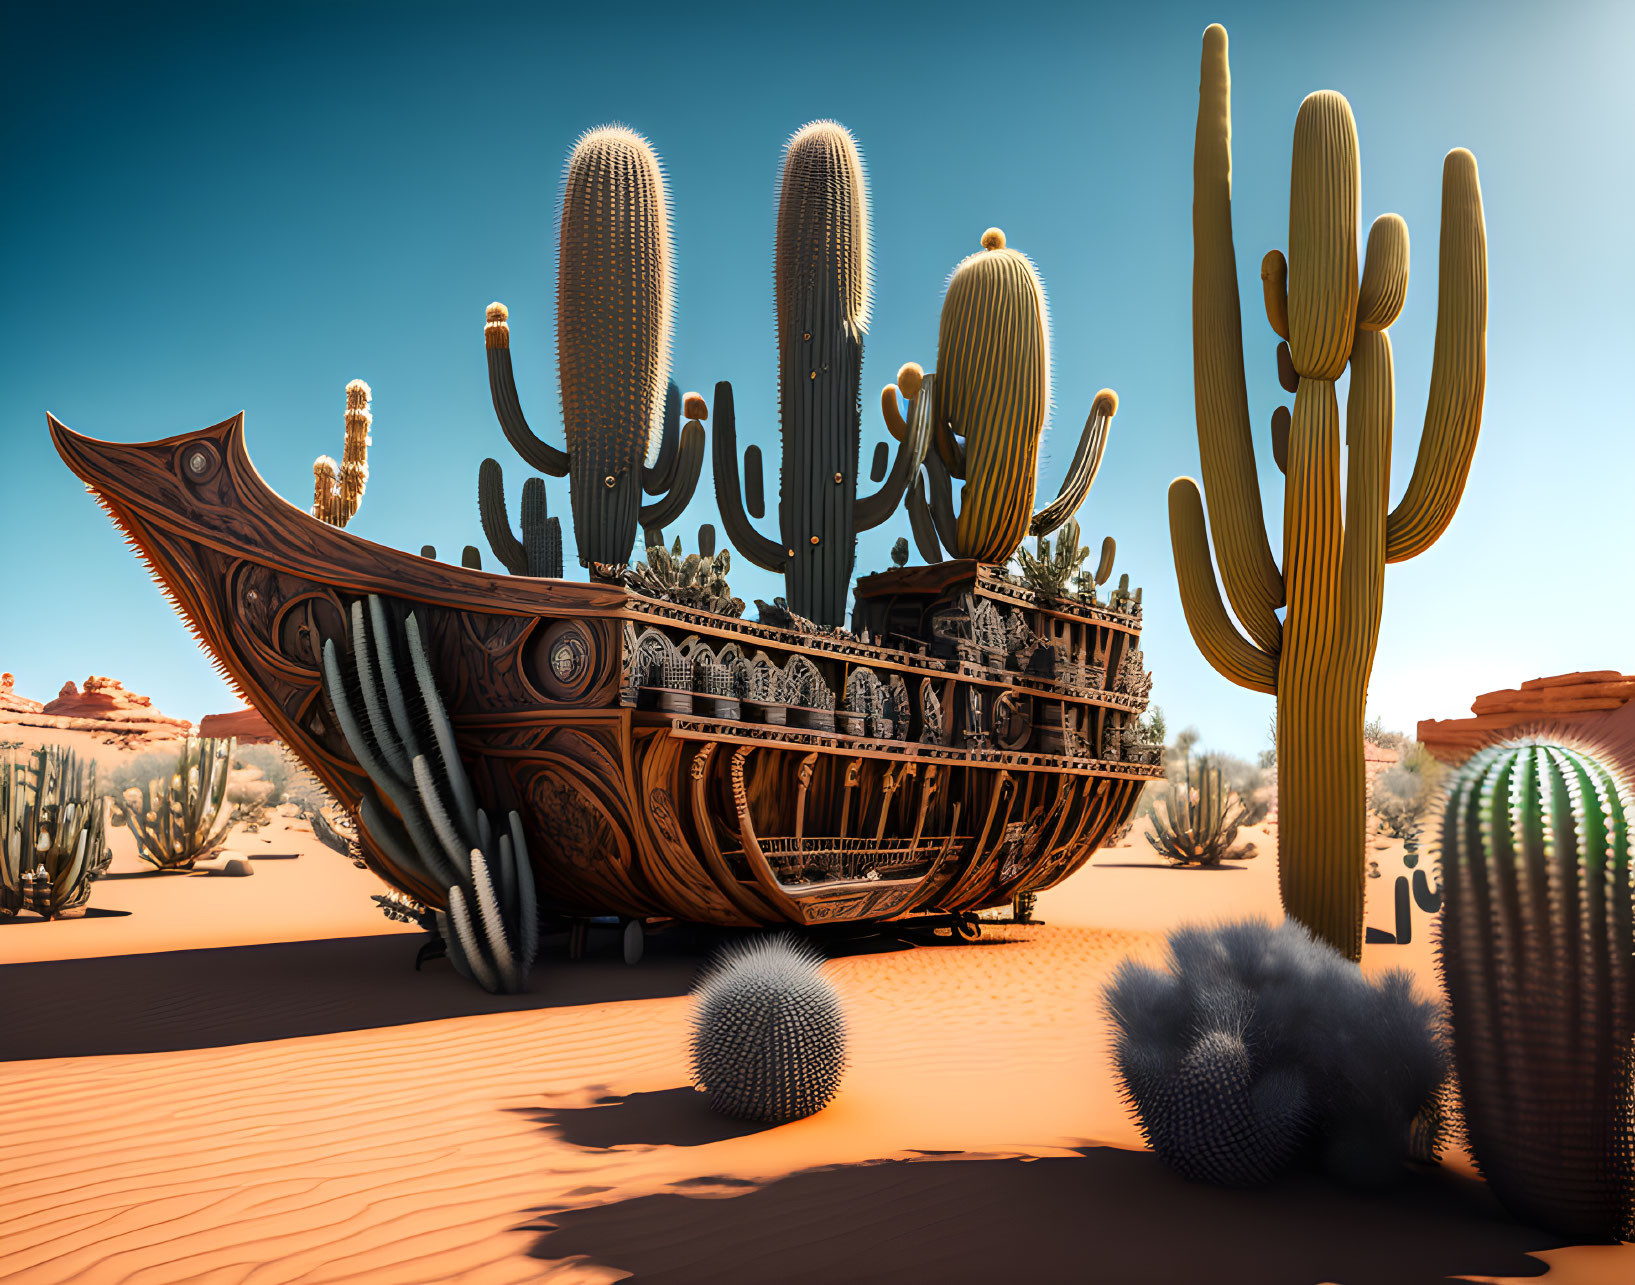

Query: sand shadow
[[0, 906, 132, 925], [1093, 861, 1249, 871], [519, 1088, 769, 1149], [1, 933, 698, 1060], [525, 1148, 1573, 1285]]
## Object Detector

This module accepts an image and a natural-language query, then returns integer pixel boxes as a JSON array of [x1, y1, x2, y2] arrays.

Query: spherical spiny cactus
[[936, 227, 1052, 564], [557, 123, 674, 567], [1104, 917, 1446, 1189], [1438, 736, 1635, 1241], [689, 934, 847, 1124]]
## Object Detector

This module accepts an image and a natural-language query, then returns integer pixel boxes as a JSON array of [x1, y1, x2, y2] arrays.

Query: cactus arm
[[639, 416, 705, 530], [1191, 24, 1286, 653], [1340, 329, 1393, 666], [477, 458, 528, 575], [484, 304, 570, 478], [1030, 389, 1118, 537], [709, 380, 787, 573], [881, 384, 910, 443], [933, 416, 967, 480], [907, 473, 944, 564], [1270, 407, 1290, 474], [1357, 215, 1410, 331], [644, 382, 682, 495], [1385, 149, 1487, 563], [1168, 478, 1278, 694], [855, 371, 935, 532], [923, 447, 960, 556], [1095, 536, 1116, 587], [1261, 250, 1290, 340]]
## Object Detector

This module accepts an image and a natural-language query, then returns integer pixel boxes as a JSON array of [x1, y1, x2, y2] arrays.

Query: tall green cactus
[[2, 745, 110, 919], [1438, 738, 1635, 1240], [713, 120, 931, 626], [1169, 24, 1487, 959], [483, 126, 703, 576], [477, 458, 563, 578], [901, 229, 1120, 566]]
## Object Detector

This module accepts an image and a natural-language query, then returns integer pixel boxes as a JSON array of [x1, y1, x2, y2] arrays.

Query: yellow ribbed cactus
[[313, 378, 372, 528], [1170, 24, 1487, 960], [939, 227, 1051, 563]]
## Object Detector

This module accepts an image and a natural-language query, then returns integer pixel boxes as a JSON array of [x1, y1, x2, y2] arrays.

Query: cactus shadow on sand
[[515, 1088, 770, 1150], [524, 1148, 1574, 1285]]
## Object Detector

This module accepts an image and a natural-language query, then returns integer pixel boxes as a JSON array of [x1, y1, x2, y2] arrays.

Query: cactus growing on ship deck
[[902, 230, 1120, 566], [478, 457, 563, 578], [1168, 24, 1487, 959], [320, 595, 539, 993], [313, 379, 372, 528], [713, 121, 932, 626], [1437, 739, 1635, 1240], [483, 127, 703, 575], [2, 745, 110, 919]]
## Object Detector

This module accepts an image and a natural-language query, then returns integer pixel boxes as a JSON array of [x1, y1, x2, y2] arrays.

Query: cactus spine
[[483, 127, 703, 575], [904, 230, 1120, 566], [1437, 738, 1635, 1240], [313, 379, 372, 528], [713, 121, 931, 626], [1169, 24, 1487, 959]]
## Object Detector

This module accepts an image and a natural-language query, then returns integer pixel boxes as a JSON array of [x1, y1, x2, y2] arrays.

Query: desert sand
[[3, 749, 1633, 1284]]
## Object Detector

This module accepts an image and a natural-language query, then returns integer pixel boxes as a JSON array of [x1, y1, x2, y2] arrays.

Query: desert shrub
[[1363, 715, 1407, 752], [230, 744, 294, 806], [1104, 917, 1446, 1189], [690, 935, 847, 1123], [1370, 742, 1445, 839]]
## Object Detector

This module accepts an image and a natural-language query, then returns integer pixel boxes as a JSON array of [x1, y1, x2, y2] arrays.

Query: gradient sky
[[3, 0, 1630, 759]]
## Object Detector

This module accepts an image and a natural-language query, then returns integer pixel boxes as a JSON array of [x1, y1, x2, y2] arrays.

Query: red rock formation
[[1419, 670, 1635, 765], [198, 707, 279, 744], [1, 674, 192, 741], [0, 673, 44, 715]]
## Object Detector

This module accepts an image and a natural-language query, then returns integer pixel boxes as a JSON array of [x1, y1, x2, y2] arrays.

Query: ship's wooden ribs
[[728, 745, 807, 923], [688, 742, 782, 922], [792, 751, 820, 859]]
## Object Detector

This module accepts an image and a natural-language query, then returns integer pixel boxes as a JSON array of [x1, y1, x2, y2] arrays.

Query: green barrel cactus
[[483, 126, 703, 576], [904, 229, 1119, 566], [714, 121, 932, 626], [1438, 737, 1635, 1240], [689, 935, 848, 1123]]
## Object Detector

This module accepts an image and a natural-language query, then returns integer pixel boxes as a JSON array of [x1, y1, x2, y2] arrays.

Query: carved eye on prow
[[179, 441, 221, 486]]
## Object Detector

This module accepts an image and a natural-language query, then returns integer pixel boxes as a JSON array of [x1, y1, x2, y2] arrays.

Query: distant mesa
[[0, 672, 192, 741], [198, 706, 279, 744], [1419, 670, 1635, 764]]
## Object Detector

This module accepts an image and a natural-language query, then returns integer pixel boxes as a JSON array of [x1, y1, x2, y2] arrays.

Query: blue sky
[[3, 0, 1630, 758]]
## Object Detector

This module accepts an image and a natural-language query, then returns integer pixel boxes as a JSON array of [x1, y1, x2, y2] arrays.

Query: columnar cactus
[[1438, 738, 1635, 1240], [689, 935, 848, 1123], [483, 126, 703, 575], [313, 379, 372, 528], [477, 457, 563, 578], [2, 745, 110, 919], [901, 230, 1120, 566], [1169, 24, 1487, 958], [713, 121, 932, 626], [115, 736, 234, 870], [321, 595, 539, 993]]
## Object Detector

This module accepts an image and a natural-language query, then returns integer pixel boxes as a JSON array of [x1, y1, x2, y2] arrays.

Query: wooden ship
[[49, 120, 1162, 941]]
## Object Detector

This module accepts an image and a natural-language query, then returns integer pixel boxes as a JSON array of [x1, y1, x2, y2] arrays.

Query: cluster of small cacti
[[313, 379, 372, 528], [1168, 24, 1487, 959], [902, 227, 1120, 570], [690, 935, 848, 1123], [483, 126, 704, 577], [2, 745, 111, 919], [1104, 917, 1446, 1188], [113, 736, 235, 871], [714, 122, 932, 626], [1148, 753, 1248, 866], [628, 525, 744, 617], [321, 595, 539, 993], [1437, 738, 1635, 1240], [478, 457, 563, 578]]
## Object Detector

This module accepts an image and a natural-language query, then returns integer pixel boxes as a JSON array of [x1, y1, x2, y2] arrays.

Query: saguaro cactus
[[483, 126, 703, 575], [477, 458, 563, 578], [1169, 24, 1487, 959], [313, 379, 372, 528], [901, 230, 1119, 566], [713, 121, 931, 626], [1438, 738, 1635, 1240]]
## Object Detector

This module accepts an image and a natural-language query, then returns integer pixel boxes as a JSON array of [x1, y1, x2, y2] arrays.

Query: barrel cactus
[[904, 229, 1119, 566], [1104, 917, 1446, 1188], [1438, 737, 1635, 1240], [690, 935, 847, 1123], [484, 126, 703, 575], [714, 120, 932, 626]]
